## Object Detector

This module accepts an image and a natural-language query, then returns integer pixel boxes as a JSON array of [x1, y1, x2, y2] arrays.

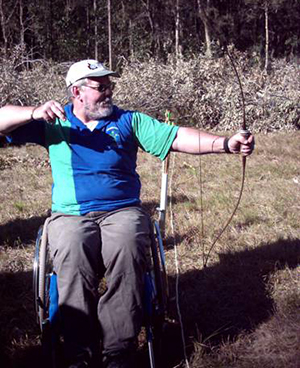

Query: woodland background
[[0, 0, 299, 134], [0, 0, 299, 68]]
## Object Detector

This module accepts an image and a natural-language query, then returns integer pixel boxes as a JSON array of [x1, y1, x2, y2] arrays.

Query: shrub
[[115, 51, 300, 132], [0, 45, 68, 107], [0, 46, 299, 132]]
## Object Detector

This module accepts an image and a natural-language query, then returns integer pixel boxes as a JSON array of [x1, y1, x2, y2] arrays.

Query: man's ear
[[71, 85, 82, 99]]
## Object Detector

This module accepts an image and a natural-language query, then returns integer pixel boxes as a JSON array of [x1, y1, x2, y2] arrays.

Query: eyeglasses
[[83, 82, 115, 93]]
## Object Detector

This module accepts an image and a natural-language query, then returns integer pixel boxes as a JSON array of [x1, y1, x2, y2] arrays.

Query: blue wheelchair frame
[[33, 217, 168, 368]]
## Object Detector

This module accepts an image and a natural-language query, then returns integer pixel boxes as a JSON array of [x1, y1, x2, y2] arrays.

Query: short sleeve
[[131, 112, 179, 160], [6, 120, 46, 146]]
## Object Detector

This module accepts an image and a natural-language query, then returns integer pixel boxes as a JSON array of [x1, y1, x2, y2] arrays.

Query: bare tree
[[86, 5, 91, 55], [108, 0, 112, 68], [264, 0, 271, 73], [0, 0, 18, 56], [197, 0, 212, 58], [94, 0, 98, 59], [19, 0, 24, 50], [175, 0, 182, 60]]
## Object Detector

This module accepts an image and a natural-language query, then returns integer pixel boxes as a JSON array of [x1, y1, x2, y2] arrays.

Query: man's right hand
[[32, 100, 66, 123]]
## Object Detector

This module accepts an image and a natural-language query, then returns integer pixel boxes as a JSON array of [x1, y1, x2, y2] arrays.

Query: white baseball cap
[[66, 59, 120, 87]]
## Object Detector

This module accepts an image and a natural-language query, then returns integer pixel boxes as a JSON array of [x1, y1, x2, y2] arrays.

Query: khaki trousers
[[47, 206, 152, 366]]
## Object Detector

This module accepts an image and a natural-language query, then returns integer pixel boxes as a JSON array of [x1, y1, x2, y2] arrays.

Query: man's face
[[80, 76, 114, 120]]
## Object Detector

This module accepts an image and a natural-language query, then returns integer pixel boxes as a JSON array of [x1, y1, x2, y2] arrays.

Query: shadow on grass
[[166, 237, 300, 359], [0, 269, 43, 368], [0, 195, 190, 248], [0, 266, 180, 368], [1, 213, 299, 367], [0, 214, 52, 367], [0, 214, 49, 247]]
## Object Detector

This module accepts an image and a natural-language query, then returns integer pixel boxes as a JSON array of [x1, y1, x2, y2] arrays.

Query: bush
[[0, 45, 68, 107], [0, 46, 299, 132], [115, 51, 300, 132]]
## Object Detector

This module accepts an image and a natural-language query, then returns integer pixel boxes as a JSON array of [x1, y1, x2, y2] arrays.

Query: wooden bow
[[202, 47, 250, 267]]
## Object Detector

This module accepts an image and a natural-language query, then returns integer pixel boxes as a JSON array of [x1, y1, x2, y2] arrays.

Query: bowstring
[[197, 127, 206, 268]]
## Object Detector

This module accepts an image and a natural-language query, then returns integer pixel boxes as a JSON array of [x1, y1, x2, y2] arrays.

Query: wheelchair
[[33, 216, 169, 368]]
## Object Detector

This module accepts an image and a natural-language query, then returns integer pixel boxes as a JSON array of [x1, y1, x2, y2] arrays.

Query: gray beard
[[85, 100, 113, 120]]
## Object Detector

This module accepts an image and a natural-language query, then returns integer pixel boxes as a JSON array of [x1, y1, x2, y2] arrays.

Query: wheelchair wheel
[[145, 221, 169, 368], [33, 218, 52, 332], [33, 219, 61, 368], [151, 220, 168, 315]]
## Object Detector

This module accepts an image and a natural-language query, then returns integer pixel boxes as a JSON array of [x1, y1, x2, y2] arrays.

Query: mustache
[[100, 98, 112, 106]]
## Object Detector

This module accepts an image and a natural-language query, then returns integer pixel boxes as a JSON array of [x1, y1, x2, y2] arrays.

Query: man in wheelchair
[[0, 59, 254, 368]]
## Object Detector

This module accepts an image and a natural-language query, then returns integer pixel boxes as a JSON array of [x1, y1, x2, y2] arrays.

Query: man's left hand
[[228, 132, 255, 156]]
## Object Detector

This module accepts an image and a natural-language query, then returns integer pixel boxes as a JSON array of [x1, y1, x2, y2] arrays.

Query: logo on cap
[[87, 62, 99, 70]]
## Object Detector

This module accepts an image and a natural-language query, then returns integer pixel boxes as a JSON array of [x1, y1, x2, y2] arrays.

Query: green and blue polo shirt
[[8, 104, 178, 215]]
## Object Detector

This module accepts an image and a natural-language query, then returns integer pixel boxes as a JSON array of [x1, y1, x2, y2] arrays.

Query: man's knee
[[48, 215, 101, 274], [106, 207, 152, 253]]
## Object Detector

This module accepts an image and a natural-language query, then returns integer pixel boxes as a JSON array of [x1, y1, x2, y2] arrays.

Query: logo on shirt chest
[[106, 126, 121, 148]]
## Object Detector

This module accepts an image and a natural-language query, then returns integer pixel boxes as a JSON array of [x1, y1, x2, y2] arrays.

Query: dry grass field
[[0, 131, 300, 368]]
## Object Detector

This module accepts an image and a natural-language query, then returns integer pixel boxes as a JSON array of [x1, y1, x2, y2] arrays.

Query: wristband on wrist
[[223, 137, 232, 154], [30, 106, 38, 121]]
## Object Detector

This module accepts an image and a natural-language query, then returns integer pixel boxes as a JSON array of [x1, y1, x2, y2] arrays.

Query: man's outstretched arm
[[171, 127, 254, 156], [0, 101, 65, 135]]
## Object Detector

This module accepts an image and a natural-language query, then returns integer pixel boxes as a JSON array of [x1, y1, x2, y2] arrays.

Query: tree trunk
[[129, 18, 134, 59], [142, 0, 159, 56], [86, 6, 90, 55], [19, 0, 25, 62], [175, 0, 182, 59], [264, 0, 271, 73], [197, 0, 212, 58], [0, 0, 8, 57], [44, 0, 53, 58], [107, 0, 112, 68], [0, 0, 18, 58], [94, 0, 98, 60]]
